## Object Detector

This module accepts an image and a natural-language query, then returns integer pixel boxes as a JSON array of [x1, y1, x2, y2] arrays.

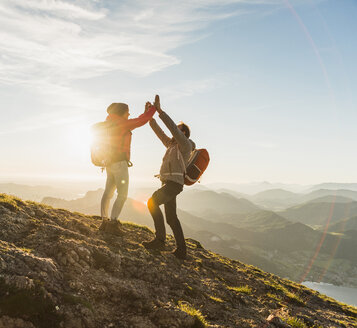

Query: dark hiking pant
[[148, 181, 186, 250]]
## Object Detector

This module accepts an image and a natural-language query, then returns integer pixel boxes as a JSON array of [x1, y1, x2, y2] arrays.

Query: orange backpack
[[184, 149, 210, 185]]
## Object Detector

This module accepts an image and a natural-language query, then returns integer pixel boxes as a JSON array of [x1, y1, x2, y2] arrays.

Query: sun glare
[[66, 123, 92, 156]]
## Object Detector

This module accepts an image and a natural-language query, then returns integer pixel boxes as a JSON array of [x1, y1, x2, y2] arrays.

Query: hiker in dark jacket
[[143, 95, 195, 259], [100, 102, 156, 235]]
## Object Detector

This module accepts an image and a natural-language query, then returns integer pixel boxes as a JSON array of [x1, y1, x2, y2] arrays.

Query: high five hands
[[145, 95, 163, 115]]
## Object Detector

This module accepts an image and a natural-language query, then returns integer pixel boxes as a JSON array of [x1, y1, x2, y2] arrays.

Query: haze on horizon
[[1, 0, 357, 186]]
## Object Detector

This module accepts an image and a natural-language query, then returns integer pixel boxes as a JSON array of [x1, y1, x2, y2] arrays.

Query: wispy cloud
[[0, 0, 308, 135], [0, 0, 282, 86], [0, 79, 106, 135], [0, 0, 323, 85]]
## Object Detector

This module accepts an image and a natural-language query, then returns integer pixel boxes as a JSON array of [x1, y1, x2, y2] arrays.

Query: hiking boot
[[99, 218, 110, 232], [142, 238, 165, 251], [172, 248, 187, 260], [106, 220, 124, 236]]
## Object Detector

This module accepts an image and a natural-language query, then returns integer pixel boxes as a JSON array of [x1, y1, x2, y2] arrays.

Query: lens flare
[[317, 202, 352, 283], [284, 0, 335, 103], [298, 196, 336, 283], [66, 123, 92, 156]]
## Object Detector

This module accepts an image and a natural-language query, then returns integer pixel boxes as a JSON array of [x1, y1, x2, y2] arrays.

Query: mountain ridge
[[1, 193, 356, 328]]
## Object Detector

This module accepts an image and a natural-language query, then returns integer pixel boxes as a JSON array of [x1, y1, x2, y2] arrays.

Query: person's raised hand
[[154, 95, 163, 114], [145, 101, 152, 113]]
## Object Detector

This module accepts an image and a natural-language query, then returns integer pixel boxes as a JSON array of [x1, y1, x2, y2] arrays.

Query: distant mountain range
[[328, 216, 357, 233], [177, 189, 261, 217], [208, 182, 357, 194], [301, 189, 357, 202], [205, 181, 309, 194], [0, 183, 81, 202], [248, 189, 300, 209], [43, 190, 152, 228], [308, 183, 357, 192], [279, 201, 357, 226], [244, 188, 357, 210]]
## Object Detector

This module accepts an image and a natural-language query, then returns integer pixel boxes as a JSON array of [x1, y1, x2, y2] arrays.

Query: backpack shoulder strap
[[177, 146, 187, 173]]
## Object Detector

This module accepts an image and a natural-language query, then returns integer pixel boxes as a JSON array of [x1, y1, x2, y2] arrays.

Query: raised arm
[[149, 118, 171, 148], [154, 95, 191, 152], [158, 112, 191, 152], [122, 105, 156, 131]]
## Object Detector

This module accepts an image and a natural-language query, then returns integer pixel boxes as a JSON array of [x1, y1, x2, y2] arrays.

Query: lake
[[302, 281, 357, 307]]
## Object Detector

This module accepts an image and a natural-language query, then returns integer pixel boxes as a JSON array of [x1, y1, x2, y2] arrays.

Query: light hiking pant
[[101, 161, 129, 220], [147, 181, 186, 251]]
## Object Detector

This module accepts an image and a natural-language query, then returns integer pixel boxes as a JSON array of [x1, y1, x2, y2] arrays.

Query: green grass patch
[[28, 201, 52, 209], [316, 293, 357, 318], [283, 316, 324, 328], [260, 279, 305, 306], [0, 193, 25, 211], [0, 241, 11, 253], [285, 291, 306, 306], [285, 317, 307, 328], [186, 238, 203, 249], [19, 247, 33, 254], [209, 295, 224, 303], [122, 221, 153, 233], [267, 292, 282, 303], [227, 285, 252, 295], [178, 301, 208, 328], [207, 251, 236, 269]]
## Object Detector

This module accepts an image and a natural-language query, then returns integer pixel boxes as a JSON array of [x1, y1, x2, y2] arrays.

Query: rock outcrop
[[0, 194, 356, 328]]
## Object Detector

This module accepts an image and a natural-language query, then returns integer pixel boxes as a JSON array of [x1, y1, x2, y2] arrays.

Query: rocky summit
[[0, 194, 356, 328]]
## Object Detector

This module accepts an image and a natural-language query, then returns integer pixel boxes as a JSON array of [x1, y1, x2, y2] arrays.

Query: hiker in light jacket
[[100, 102, 156, 235], [143, 95, 195, 259]]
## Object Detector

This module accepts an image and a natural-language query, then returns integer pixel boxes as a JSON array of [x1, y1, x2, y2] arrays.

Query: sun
[[65, 122, 93, 156]]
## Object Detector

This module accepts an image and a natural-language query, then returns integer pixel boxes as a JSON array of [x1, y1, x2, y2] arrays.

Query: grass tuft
[[122, 221, 153, 233], [178, 301, 208, 328], [285, 291, 306, 306], [0, 193, 25, 211], [316, 293, 357, 318], [260, 279, 305, 306], [285, 317, 307, 328], [267, 292, 282, 303], [209, 295, 224, 303], [228, 285, 252, 295]]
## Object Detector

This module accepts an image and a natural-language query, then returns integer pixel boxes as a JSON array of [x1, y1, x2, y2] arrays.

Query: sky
[[1, 0, 357, 187]]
